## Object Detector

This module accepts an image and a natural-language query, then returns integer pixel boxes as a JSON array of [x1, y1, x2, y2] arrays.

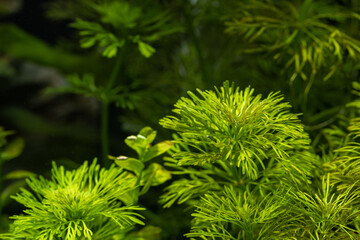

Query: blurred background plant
[[0, 0, 360, 238], [0, 127, 34, 232]]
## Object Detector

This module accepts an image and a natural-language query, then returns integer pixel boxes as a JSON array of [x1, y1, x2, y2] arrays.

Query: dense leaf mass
[[7, 160, 144, 240], [160, 81, 311, 180]]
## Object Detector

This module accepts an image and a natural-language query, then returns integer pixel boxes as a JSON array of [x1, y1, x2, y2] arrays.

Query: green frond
[[286, 174, 360, 239], [225, 0, 360, 85], [187, 186, 292, 240], [44, 74, 142, 109], [70, 18, 125, 58], [7, 159, 144, 240], [61, 0, 182, 58], [160, 177, 222, 208], [160, 81, 310, 181]]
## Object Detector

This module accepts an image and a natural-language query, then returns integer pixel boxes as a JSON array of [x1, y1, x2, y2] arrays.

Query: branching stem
[[184, 3, 211, 87], [101, 43, 127, 167]]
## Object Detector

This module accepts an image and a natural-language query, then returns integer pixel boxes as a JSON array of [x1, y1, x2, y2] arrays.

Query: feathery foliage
[[3, 160, 145, 240], [286, 175, 360, 239], [50, 0, 182, 58], [158, 81, 360, 239], [225, 0, 360, 93], [187, 186, 292, 240], [161, 81, 311, 177], [160, 81, 315, 212]]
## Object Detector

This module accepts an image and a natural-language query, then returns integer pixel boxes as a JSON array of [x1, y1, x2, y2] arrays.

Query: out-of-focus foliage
[[0, 24, 86, 73], [1, 0, 360, 239], [2, 160, 145, 239], [225, 0, 360, 93], [48, 0, 182, 58], [0, 127, 34, 232]]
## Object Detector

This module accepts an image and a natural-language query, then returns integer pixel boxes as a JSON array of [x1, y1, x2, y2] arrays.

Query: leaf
[[114, 156, 145, 176], [138, 41, 155, 58], [0, 127, 13, 147], [94, 1, 141, 29], [71, 18, 125, 58], [140, 163, 171, 195], [1, 137, 24, 162], [139, 127, 157, 145], [143, 140, 173, 162], [117, 173, 138, 206], [4, 170, 35, 180], [125, 127, 157, 158], [0, 24, 84, 72], [124, 225, 162, 240], [0, 180, 27, 207]]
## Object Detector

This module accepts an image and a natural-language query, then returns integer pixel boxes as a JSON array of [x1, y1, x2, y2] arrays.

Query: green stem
[[101, 44, 127, 167], [107, 46, 126, 90], [184, 3, 210, 87], [0, 150, 4, 221], [0, 169, 2, 220], [101, 101, 110, 167]]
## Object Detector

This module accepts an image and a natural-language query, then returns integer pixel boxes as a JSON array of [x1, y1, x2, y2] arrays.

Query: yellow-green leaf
[[1, 137, 24, 162], [114, 156, 144, 176], [143, 140, 173, 162]]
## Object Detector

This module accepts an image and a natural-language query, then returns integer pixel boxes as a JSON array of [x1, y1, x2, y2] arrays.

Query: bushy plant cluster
[[159, 81, 360, 239], [2, 81, 360, 239], [1, 0, 360, 239]]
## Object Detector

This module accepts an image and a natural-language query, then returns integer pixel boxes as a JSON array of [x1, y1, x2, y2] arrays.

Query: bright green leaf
[[140, 163, 171, 195], [138, 41, 155, 58], [143, 140, 173, 162], [125, 127, 157, 158], [114, 156, 145, 176]]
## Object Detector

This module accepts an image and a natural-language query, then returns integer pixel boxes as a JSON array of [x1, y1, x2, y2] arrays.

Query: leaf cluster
[[160, 81, 360, 239], [160, 81, 312, 182], [110, 127, 173, 204], [0, 127, 33, 231], [54, 0, 183, 58], [3, 160, 145, 240], [224, 0, 360, 91], [44, 74, 143, 109]]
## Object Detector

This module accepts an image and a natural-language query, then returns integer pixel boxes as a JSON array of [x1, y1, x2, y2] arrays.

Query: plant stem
[[0, 163, 2, 220], [101, 101, 110, 167], [101, 44, 127, 167], [184, 3, 210, 88]]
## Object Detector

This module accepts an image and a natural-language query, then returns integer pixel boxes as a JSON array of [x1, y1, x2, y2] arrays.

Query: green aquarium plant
[[3, 81, 360, 239], [110, 126, 173, 205], [223, 0, 360, 131], [2, 160, 145, 240], [160, 81, 314, 207], [0, 127, 33, 231], [44, 0, 182, 167], [225, 0, 360, 92], [1, 127, 172, 239], [159, 81, 360, 239]]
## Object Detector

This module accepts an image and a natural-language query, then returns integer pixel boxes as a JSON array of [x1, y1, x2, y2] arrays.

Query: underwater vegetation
[[1, 0, 360, 239]]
